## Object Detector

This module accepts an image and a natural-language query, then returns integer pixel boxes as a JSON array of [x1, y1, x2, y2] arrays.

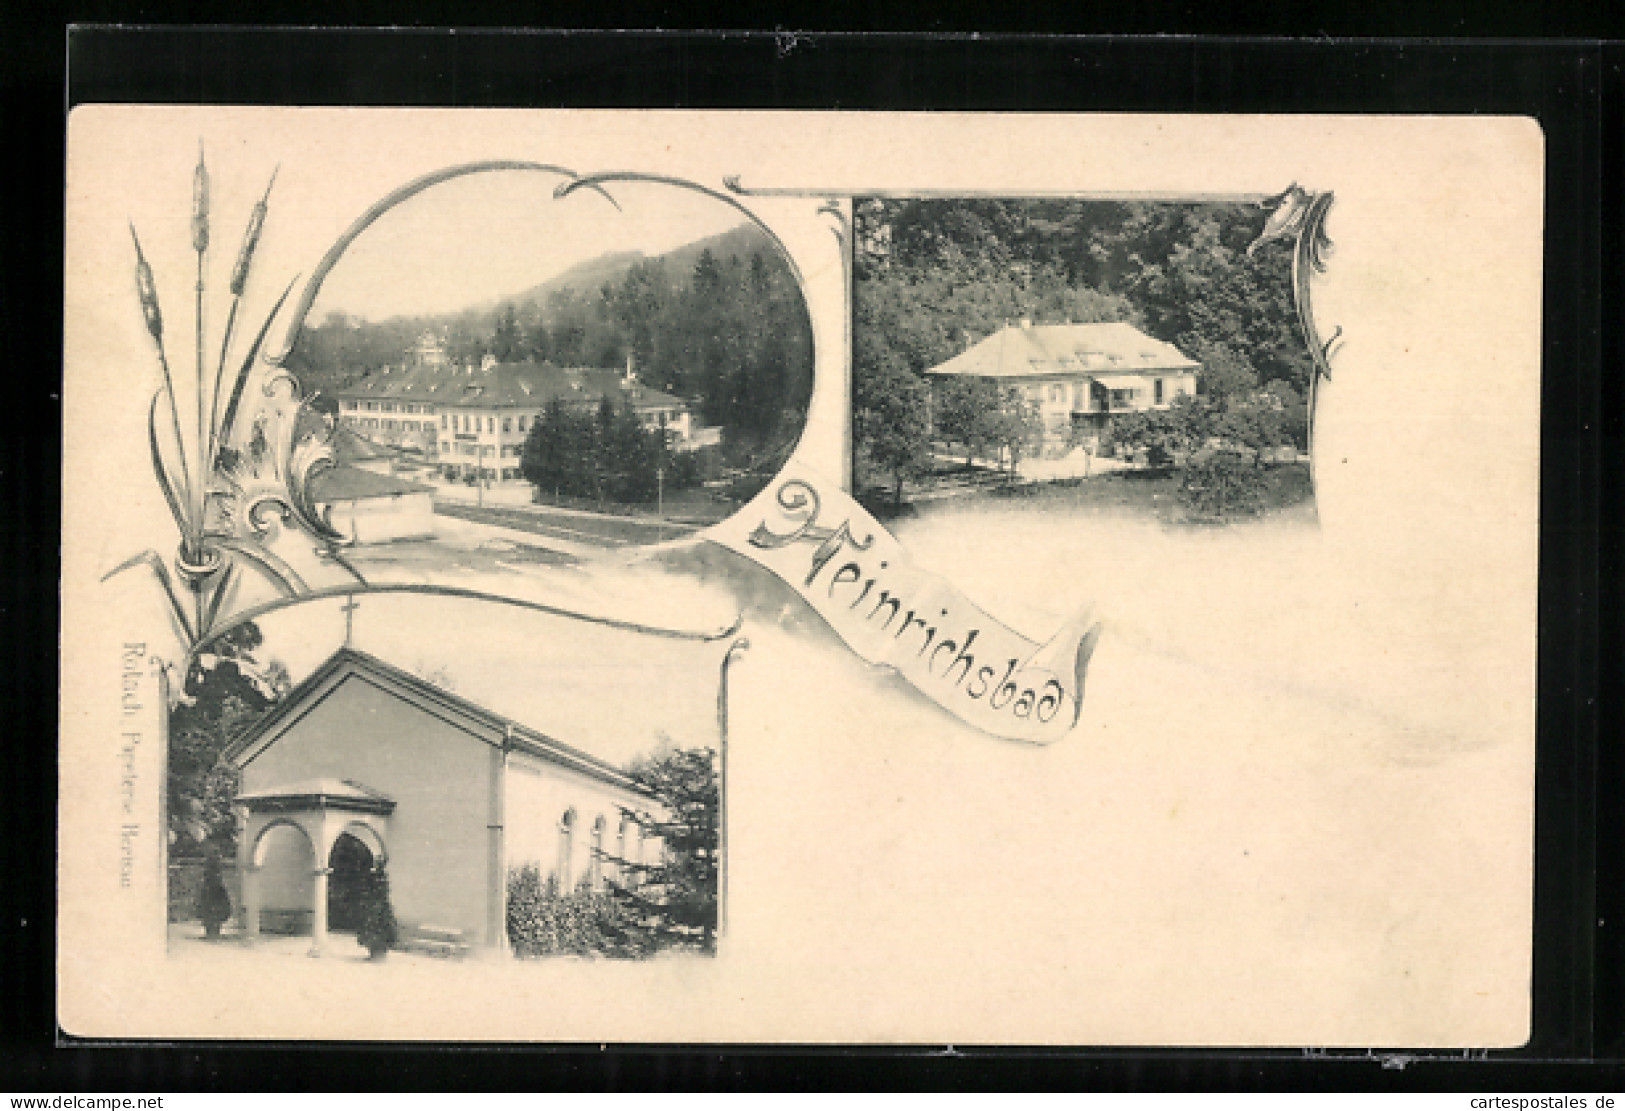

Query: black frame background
[[1, 28, 1613, 1091]]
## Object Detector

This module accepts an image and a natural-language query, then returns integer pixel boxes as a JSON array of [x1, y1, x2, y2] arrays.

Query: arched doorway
[[253, 820, 316, 935], [327, 831, 376, 934]]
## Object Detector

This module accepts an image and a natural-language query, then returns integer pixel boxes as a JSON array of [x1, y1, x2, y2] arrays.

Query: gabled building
[[225, 647, 665, 955], [925, 321, 1201, 455]]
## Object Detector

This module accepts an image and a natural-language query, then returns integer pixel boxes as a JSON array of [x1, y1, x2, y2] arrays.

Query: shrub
[[1179, 449, 1267, 520], [356, 865, 399, 957], [195, 854, 233, 939], [506, 865, 641, 959]]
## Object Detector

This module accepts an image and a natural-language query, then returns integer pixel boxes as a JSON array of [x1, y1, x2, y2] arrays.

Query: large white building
[[335, 339, 695, 484], [925, 321, 1201, 456]]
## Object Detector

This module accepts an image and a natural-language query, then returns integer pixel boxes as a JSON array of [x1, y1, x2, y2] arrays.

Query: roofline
[[234, 791, 397, 816], [225, 646, 657, 799], [926, 364, 1199, 378], [928, 321, 1201, 377]]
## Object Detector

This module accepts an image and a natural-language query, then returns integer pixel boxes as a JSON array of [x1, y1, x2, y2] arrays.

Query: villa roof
[[926, 322, 1199, 380], [225, 647, 658, 800], [335, 360, 690, 413]]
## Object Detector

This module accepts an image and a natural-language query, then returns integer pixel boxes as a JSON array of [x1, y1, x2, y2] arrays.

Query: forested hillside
[[854, 198, 1311, 398], [852, 199, 1315, 516], [285, 223, 813, 453]]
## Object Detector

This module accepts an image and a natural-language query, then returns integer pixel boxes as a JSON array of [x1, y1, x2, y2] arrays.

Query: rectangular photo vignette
[[61, 108, 1541, 1045]]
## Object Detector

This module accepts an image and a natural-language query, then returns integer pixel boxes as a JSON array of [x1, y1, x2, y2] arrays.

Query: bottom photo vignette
[[163, 590, 731, 970]]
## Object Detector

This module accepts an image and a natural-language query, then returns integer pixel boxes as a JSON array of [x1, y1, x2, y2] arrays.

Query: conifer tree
[[357, 865, 398, 959], [196, 851, 233, 940]]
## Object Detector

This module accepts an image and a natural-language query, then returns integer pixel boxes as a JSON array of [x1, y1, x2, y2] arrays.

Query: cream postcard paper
[[61, 108, 1541, 1044]]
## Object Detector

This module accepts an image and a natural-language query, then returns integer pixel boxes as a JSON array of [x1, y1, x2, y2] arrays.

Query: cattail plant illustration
[[107, 147, 344, 654]]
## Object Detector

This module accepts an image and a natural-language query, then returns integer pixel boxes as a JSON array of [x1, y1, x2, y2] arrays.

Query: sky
[[307, 169, 749, 322], [247, 587, 725, 771]]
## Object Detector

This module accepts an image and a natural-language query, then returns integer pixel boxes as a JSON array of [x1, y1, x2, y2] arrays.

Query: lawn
[[868, 462, 1317, 526]]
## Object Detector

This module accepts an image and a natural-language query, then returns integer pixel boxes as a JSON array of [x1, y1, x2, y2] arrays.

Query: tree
[[195, 850, 233, 939], [605, 743, 721, 955], [853, 358, 932, 506], [853, 197, 1310, 400], [1180, 448, 1267, 519], [1110, 394, 1208, 468], [167, 622, 289, 858], [985, 386, 1043, 477], [491, 303, 522, 362], [519, 396, 670, 507], [1261, 379, 1308, 451], [356, 865, 398, 959], [1187, 338, 1260, 405], [932, 377, 1004, 468]]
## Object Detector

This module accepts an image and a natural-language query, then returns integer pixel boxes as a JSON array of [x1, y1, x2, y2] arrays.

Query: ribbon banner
[[709, 463, 1103, 744]]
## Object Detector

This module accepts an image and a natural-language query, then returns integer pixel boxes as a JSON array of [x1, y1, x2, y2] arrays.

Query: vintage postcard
[[60, 108, 1542, 1044]]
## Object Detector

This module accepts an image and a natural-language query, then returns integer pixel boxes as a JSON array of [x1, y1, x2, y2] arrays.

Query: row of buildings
[[334, 337, 694, 484], [329, 321, 1199, 493]]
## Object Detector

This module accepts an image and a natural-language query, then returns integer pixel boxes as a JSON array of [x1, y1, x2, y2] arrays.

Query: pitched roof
[[926, 322, 1199, 380], [309, 464, 430, 502], [235, 778, 397, 815], [335, 360, 690, 413], [225, 646, 657, 799], [331, 424, 401, 463]]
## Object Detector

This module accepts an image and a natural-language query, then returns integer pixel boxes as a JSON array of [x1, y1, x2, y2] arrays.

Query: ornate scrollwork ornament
[[1247, 183, 1340, 472], [1250, 182, 1340, 382], [109, 151, 750, 662]]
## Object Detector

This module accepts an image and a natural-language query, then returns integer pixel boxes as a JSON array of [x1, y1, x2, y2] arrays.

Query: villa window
[[503, 417, 512, 434], [1155, 379, 1165, 404]]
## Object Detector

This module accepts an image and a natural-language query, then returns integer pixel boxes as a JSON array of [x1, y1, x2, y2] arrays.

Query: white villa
[[925, 321, 1201, 456]]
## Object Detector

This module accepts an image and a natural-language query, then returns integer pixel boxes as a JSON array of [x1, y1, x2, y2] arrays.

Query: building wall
[[340, 396, 695, 485], [436, 406, 535, 483], [239, 676, 496, 944], [504, 754, 661, 893], [337, 403, 438, 454], [325, 491, 436, 545], [255, 821, 315, 924], [942, 370, 1201, 458]]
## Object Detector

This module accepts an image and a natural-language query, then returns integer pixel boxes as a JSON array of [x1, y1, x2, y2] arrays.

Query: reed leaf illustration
[[148, 392, 190, 536], [101, 550, 198, 645], [216, 275, 298, 457], [213, 535, 309, 596], [199, 560, 239, 635], [208, 167, 277, 467], [130, 222, 194, 510]]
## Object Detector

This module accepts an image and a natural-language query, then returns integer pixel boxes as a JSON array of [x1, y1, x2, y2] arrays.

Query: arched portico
[[236, 778, 395, 956]]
